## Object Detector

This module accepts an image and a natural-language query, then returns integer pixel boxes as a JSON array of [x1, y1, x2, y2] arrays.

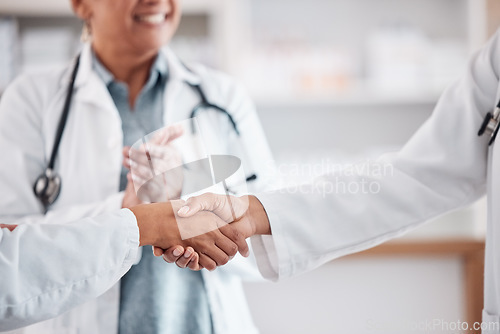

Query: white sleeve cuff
[[250, 192, 293, 280]]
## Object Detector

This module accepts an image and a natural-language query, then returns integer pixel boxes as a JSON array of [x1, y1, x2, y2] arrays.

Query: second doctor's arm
[[170, 29, 500, 279], [191, 68, 276, 279], [0, 202, 247, 331]]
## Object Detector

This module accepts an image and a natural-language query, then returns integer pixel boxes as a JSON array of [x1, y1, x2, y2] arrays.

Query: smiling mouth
[[134, 13, 168, 25]]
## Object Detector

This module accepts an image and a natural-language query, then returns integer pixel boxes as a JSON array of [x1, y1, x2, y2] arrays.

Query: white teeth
[[136, 13, 166, 24]]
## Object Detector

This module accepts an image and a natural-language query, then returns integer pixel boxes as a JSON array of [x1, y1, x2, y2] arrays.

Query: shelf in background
[[0, 0, 73, 17], [253, 90, 442, 108], [0, 0, 223, 17]]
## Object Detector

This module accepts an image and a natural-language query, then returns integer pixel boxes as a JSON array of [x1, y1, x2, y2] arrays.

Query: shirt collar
[[71, 43, 201, 90], [91, 49, 169, 88]]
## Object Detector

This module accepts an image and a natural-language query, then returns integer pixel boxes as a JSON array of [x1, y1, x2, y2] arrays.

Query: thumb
[[177, 193, 217, 218], [123, 146, 131, 159], [154, 124, 184, 145]]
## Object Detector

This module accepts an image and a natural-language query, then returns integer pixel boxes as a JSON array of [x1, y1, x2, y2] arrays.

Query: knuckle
[[219, 255, 229, 266], [232, 230, 242, 241]]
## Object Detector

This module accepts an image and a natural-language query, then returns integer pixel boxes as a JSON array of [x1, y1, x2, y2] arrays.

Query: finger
[[219, 224, 250, 257], [123, 158, 131, 170], [150, 124, 184, 146], [187, 253, 201, 271], [198, 253, 217, 271], [177, 193, 218, 217], [201, 243, 230, 267], [130, 163, 154, 182], [126, 173, 136, 191], [129, 166, 155, 191], [214, 236, 238, 258], [158, 124, 184, 145], [152, 246, 164, 257], [123, 146, 131, 159], [175, 247, 195, 268], [148, 145, 182, 162], [129, 147, 153, 168], [161, 246, 185, 263]]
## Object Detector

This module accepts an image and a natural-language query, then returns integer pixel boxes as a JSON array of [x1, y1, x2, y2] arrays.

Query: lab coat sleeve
[[251, 30, 500, 280], [0, 73, 125, 226], [200, 71, 277, 281], [0, 209, 140, 331]]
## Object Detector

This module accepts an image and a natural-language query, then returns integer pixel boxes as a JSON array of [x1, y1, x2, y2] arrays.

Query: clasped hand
[[155, 193, 269, 270], [130, 199, 251, 272], [122, 125, 268, 271]]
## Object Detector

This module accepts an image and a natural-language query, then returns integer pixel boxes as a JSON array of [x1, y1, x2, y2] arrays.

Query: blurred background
[[1, 0, 499, 332]]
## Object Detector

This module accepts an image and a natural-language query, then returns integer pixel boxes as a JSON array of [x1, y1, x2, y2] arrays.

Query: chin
[[131, 37, 170, 55]]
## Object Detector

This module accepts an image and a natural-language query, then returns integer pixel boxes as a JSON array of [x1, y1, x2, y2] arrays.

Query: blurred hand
[[124, 124, 184, 203], [122, 173, 142, 209]]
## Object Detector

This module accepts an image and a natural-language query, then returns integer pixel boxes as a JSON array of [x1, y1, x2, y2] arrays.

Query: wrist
[[131, 203, 176, 247], [247, 195, 271, 235]]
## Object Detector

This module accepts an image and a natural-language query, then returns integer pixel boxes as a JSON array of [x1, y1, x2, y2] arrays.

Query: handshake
[[129, 193, 271, 271], [122, 124, 271, 271]]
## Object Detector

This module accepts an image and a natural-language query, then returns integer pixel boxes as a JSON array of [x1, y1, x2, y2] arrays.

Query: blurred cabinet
[[241, 0, 490, 106], [0, 0, 246, 92], [0, 0, 495, 101]]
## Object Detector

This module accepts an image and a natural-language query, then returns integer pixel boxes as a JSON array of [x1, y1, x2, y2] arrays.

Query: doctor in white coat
[[0, 0, 273, 333], [171, 28, 500, 334]]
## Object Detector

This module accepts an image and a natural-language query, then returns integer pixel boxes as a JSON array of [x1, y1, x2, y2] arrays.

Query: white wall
[[244, 256, 463, 334]]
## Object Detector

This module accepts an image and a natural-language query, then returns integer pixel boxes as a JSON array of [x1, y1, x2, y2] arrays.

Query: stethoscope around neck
[[33, 55, 81, 210], [34, 55, 256, 210]]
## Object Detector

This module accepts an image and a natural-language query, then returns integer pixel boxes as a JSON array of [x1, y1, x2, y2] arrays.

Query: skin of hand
[[123, 125, 184, 203], [130, 200, 249, 271], [161, 193, 271, 268], [122, 173, 143, 209]]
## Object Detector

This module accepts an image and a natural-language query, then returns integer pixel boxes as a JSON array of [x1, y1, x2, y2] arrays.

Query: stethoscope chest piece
[[479, 105, 500, 146], [33, 168, 62, 207]]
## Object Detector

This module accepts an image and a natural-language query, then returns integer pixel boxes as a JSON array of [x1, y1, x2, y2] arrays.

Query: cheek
[[91, 5, 130, 36], [169, 0, 182, 31]]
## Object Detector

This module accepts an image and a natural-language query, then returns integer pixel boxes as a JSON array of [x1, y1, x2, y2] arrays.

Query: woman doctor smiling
[[0, 0, 273, 333]]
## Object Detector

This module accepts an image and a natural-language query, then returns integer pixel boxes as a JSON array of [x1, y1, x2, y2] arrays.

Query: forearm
[[130, 202, 176, 247], [0, 210, 139, 331], [1, 192, 125, 225]]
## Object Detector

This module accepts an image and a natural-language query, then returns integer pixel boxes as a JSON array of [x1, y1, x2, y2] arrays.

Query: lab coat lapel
[[69, 43, 120, 117], [161, 47, 202, 125]]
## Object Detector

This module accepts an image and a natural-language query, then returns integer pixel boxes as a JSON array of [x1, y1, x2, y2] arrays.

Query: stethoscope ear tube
[[48, 55, 81, 170], [188, 83, 240, 135], [478, 112, 493, 137], [478, 100, 500, 146]]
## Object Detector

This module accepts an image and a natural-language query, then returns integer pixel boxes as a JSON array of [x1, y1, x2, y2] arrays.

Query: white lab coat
[[0, 210, 139, 332], [251, 28, 500, 334], [0, 43, 274, 334]]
